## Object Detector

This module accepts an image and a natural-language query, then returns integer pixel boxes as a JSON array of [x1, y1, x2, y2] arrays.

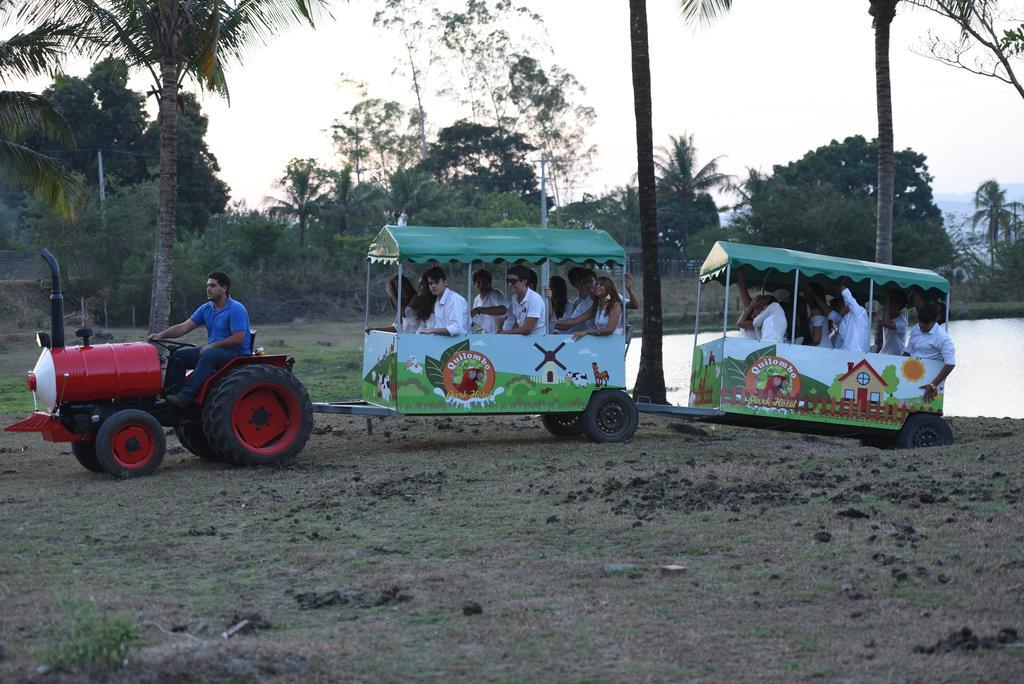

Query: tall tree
[[906, 0, 1024, 102], [0, 11, 82, 217], [869, 0, 900, 265], [971, 179, 1014, 257], [629, 0, 732, 404], [24, 0, 329, 330], [268, 158, 331, 247], [325, 165, 384, 236], [655, 132, 731, 255]]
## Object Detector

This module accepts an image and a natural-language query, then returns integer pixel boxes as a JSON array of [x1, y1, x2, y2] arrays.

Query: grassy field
[[0, 323, 1022, 682]]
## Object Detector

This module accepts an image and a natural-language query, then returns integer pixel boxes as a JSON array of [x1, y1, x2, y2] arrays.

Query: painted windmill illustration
[[534, 342, 567, 384]]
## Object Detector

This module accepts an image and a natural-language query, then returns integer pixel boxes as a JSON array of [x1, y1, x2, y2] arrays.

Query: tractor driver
[[148, 271, 251, 409]]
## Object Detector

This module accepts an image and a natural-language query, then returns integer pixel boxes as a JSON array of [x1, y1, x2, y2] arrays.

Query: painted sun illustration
[[901, 358, 926, 381]]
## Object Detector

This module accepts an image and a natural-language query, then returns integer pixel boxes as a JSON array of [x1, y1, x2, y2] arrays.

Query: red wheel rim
[[230, 382, 301, 455], [110, 424, 156, 468]]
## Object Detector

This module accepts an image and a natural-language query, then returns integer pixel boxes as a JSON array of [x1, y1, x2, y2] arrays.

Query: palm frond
[[0, 20, 84, 82], [0, 91, 75, 146], [0, 138, 82, 218], [679, 0, 733, 25]]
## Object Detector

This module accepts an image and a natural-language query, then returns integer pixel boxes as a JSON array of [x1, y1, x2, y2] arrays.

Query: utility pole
[[535, 157, 561, 228], [97, 149, 106, 225]]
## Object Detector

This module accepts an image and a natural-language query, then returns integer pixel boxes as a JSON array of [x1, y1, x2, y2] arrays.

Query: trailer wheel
[[541, 413, 585, 438], [71, 441, 104, 473], [95, 410, 166, 478], [202, 365, 313, 467], [897, 413, 954, 449], [582, 390, 639, 443], [173, 421, 221, 462]]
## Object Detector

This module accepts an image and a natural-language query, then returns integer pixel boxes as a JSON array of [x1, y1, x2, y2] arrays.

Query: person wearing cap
[[905, 302, 955, 402]]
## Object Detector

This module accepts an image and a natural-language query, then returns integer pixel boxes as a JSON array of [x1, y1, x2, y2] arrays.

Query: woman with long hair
[[366, 274, 418, 333], [408, 272, 436, 330], [548, 275, 570, 322], [570, 275, 624, 340]]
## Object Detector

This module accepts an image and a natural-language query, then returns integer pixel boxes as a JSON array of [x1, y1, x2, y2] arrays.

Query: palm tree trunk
[[629, 0, 666, 404], [871, 0, 898, 265], [149, 53, 179, 331]]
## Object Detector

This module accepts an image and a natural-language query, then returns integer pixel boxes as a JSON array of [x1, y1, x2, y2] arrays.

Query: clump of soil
[[361, 471, 447, 501], [913, 627, 1018, 654]]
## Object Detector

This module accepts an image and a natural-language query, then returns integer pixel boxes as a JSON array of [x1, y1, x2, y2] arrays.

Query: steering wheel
[[149, 338, 196, 353]]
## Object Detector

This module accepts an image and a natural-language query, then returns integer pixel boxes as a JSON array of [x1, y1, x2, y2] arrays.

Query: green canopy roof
[[700, 241, 950, 296], [367, 226, 625, 265]]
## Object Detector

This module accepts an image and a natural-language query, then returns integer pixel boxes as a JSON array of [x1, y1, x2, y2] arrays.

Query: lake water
[[625, 318, 1024, 419]]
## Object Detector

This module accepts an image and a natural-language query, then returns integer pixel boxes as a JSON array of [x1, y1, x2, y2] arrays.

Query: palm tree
[[869, 0, 900, 264], [326, 165, 384, 236], [0, 15, 82, 217], [971, 179, 1013, 259], [268, 158, 331, 247], [629, 0, 732, 404], [656, 133, 731, 200], [387, 167, 436, 223], [22, 0, 329, 330]]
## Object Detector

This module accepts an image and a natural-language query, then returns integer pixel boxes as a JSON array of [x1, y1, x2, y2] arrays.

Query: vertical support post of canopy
[[790, 270, 800, 343], [364, 260, 371, 330], [467, 260, 473, 334], [692, 278, 702, 358], [721, 264, 732, 342], [396, 262, 403, 331], [622, 264, 628, 335], [542, 259, 551, 333], [944, 292, 950, 332], [867, 280, 875, 351]]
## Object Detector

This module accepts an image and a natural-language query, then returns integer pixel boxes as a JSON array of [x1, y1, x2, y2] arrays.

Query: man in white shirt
[[498, 265, 545, 335], [565, 267, 597, 333], [878, 289, 908, 355], [834, 281, 869, 352], [419, 266, 469, 336], [470, 268, 507, 333], [906, 302, 956, 402]]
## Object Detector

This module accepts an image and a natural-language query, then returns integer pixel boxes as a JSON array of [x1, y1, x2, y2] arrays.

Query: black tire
[[71, 441, 104, 473], [173, 421, 221, 462], [897, 413, 954, 449], [541, 413, 585, 438], [201, 364, 313, 467], [582, 389, 639, 443], [95, 409, 166, 479], [860, 434, 896, 449]]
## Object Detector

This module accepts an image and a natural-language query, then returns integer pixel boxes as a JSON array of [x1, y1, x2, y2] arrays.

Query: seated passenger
[[570, 276, 625, 340], [909, 285, 947, 325], [905, 302, 956, 402], [498, 265, 546, 335], [834, 279, 869, 352], [738, 294, 787, 343], [470, 268, 507, 333], [418, 266, 469, 336], [366, 274, 418, 333], [623, 272, 640, 311], [562, 267, 598, 333], [801, 282, 832, 348], [548, 275, 571, 325], [878, 288, 909, 355]]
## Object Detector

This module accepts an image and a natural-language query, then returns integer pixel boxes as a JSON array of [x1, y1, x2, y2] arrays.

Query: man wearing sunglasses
[[498, 265, 545, 335], [418, 266, 469, 336]]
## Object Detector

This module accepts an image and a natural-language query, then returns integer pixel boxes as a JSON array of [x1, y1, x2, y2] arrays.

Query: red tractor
[[5, 250, 314, 478]]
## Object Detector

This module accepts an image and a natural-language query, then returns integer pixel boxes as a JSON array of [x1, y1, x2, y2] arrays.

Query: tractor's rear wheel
[[541, 413, 584, 438], [71, 441, 104, 473], [582, 390, 639, 443], [173, 421, 221, 462], [95, 409, 166, 478], [201, 365, 313, 467]]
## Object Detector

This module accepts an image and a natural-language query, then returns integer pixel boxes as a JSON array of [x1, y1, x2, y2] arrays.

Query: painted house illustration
[[837, 359, 888, 407]]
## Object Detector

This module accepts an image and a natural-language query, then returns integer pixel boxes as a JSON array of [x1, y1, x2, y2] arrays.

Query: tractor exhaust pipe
[[40, 248, 64, 348]]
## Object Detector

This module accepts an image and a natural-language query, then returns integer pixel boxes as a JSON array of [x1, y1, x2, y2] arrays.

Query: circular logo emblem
[[442, 350, 496, 398], [744, 355, 801, 398]]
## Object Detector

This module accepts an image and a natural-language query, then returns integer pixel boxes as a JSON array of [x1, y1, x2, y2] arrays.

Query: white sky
[[14, 0, 1024, 209]]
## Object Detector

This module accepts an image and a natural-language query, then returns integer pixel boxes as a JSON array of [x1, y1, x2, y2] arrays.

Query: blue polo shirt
[[190, 297, 251, 354]]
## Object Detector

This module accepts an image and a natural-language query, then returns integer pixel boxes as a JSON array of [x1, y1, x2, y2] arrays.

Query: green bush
[[41, 596, 139, 671]]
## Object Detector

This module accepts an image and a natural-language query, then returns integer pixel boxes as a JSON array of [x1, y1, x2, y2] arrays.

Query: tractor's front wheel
[[201, 365, 313, 467], [95, 409, 166, 478], [71, 441, 104, 473], [173, 421, 221, 462], [897, 413, 954, 449]]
